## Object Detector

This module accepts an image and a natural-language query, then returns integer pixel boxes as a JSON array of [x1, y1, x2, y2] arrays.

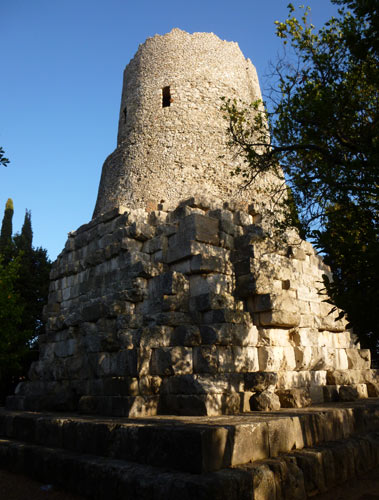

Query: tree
[[0, 147, 9, 168], [316, 202, 379, 354], [14, 213, 51, 340], [0, 198, 14, 261], [222, 0, 378, 354], [18, 209, 33, 250], [0, 256, 25, 401], [0, 205, 51, 402]]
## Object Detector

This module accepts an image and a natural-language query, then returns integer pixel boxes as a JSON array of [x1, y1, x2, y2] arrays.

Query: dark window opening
[[123, 106, 127, 123], [162, 86, 171, 107]]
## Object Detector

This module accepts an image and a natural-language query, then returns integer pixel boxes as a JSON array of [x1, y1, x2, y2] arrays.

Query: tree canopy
[[222, 0, 378, 354], [0, 202, 51, 402], [0, 199, 14, 260]]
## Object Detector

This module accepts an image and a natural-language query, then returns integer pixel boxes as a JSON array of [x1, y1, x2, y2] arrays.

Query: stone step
[[1, 399, 379, 474], [1, 431, 379, 499]]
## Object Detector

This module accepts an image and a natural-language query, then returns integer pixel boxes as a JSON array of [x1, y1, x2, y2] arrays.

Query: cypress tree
[[0, 198, 14, 262], [20, 210, 33, 251], [14, 210, 33, 254], [13, 210, 51, 340]]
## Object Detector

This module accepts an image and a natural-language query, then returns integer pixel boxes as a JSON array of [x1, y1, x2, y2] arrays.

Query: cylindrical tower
[[93, 29, 263, 217]]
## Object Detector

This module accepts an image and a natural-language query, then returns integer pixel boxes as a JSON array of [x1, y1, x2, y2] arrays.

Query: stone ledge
[[1, 399, 379, 475], [0, 429, 378, 500]]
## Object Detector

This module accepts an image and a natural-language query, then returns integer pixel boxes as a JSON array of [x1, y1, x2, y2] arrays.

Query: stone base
[[10, 197, 378, 417], [1, 400, 379, 499]]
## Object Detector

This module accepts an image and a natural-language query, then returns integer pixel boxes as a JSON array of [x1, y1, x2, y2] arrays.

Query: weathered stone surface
[[244, 372, 278, 392], [269, 456, 307, 500], [150, 347, 193, 376], [178, 213, 219, 245], [277, 388, 312, 408], [339, 384, 368, 401], [193, 346, 218, 374], [258, 346, 284, 372], [250, 389, 281, 412], [260, 310, 300, 328], [291, 449, 327, 496], [346, 348, 371, 370], [172, 325, 201, 346], [367, 382, 379, 397], [160, 393, 241, 416]]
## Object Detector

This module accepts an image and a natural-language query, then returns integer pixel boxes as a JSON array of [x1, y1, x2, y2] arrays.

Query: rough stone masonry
[[8, 29, 379, 416]]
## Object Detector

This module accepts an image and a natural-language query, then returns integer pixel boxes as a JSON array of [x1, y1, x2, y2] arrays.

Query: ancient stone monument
[[8, 29, 378, 417]]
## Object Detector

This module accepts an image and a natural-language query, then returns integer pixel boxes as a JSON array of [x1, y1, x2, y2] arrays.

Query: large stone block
[[260, 310, 300, 328], [258, 328, 292, 347], [139, 325, 173, 348], [266, 417, 305, 456], [160, 373, 242, 395], [189, 254, 225, 274], [160, 393, 240, 416], [95, 351, 138, 378], [290, 328, 319, 347], [189, 273, 232, 296], [346, 348, 371, 370], [277, 388, 312, 408], [233, 347, 259, 373], [233, 257, 255, 276], [250, 389, 281, 412], [217, 346, 234, 373], [150, 271, 189, 296], [200, 323, 257, 347], [244, 372, 278, 392], [193, 292, 239, 312], [171, 325, 201, 346], [193, 346, 218, 374], [339, 384, 368, 401], [241, 463, 277, 500], [367, 382, 379, 397], [282, 347, 297, 370], [150, 347, 193, 376], [178, 213, 219, 245], [258, 346, 284, 372], [202, 309, 251, 325], [234, 273, 257, 298]]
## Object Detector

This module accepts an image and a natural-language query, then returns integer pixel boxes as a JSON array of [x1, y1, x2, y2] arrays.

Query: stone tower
[[94, 29, 266, 216], [8, 30, 377, 417]]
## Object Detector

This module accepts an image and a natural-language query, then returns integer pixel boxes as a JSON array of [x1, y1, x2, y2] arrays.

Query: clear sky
[[1, 0, 339, 261]]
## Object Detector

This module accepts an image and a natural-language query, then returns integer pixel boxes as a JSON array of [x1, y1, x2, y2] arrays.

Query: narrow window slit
[[162, 86, 171, 107], [123, 106, 127, 123]]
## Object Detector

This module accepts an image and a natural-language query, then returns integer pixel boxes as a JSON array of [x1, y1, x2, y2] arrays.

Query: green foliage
[[19, 210, 33, 251], [317, 201, 379, 352], [0, 198, 14, 260], [222, 0, 379, 353], [0, 203, 51, 402], [0, 256, 29, 399], [0, 257, 24, 374], [0, 147, 9, 168]]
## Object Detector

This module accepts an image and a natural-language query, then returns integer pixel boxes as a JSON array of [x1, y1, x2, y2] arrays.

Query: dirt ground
[[1, 466, 378, 499]]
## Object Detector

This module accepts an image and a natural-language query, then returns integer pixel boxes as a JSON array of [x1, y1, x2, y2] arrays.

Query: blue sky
[[1, 0, 339, 260]]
